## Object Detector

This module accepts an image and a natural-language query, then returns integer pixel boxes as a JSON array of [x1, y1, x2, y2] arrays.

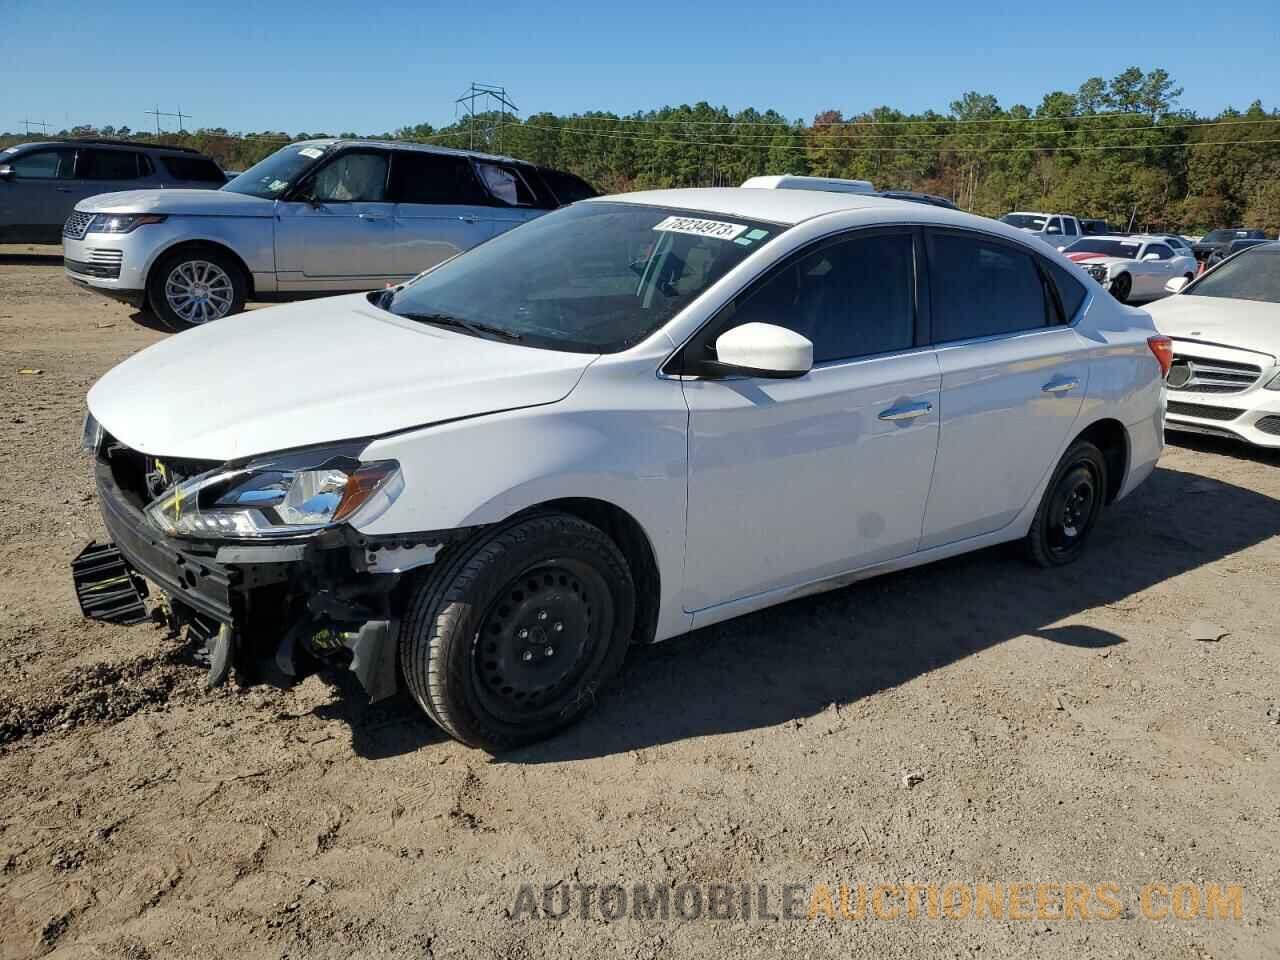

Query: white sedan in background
[[1063, 236, 1198, 303], [1148, 241, 1280, 447]]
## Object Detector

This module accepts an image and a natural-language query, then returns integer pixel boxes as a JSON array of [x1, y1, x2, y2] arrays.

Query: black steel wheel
[[401, 512, 635, 752], [1026, 440, 1108, 568]]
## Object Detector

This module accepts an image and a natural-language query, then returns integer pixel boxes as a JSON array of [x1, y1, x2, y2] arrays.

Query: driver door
[[680, 228, 940, 616], [274, 149, 400, 290]]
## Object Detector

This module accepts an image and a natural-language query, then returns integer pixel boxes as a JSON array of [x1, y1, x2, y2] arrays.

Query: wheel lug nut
[[517, 628, 529, 640], [522, 650, 533, 662], [537, 610, 548, 621], [553, 622, 563, 632], [544, 646, 555, 657]]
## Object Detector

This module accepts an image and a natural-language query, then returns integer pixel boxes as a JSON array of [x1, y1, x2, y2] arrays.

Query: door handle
[[458, 215, 480, 224], [358, 212, 386, 221], [1042, 377, 1080, 394], [878, 401, 933, 421]]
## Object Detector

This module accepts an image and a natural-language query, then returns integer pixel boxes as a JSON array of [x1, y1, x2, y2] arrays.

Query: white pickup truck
[[1000, 211, 1083, 251]]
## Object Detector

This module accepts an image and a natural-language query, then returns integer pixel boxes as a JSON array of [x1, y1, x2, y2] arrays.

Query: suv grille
[[63, 211, 96, 240], [1167, 400, 1246, 422], [1167, 354, 1262, 394]]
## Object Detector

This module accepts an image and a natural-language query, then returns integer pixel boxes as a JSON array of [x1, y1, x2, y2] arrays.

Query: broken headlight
[[144, 446, 402, 539]]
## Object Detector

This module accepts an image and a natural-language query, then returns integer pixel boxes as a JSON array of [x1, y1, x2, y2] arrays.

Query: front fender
[[356, 397, 691, 640]]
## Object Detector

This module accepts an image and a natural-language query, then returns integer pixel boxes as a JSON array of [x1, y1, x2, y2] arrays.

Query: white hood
[[75, 189, 273, 218], [1146, 295, 1280, 362], [87, 295, 597, 461]]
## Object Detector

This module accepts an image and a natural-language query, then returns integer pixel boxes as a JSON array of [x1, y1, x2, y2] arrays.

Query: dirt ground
[[1, 244, 1278, 960]]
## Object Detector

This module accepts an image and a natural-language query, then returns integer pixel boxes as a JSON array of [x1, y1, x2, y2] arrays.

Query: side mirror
[[0, 164, 13, 180], [1142, 253, 1161, 262], [1165, 276, 1189, 294], [1046, 226, 1062, 235], [711, 323, 813, 379]]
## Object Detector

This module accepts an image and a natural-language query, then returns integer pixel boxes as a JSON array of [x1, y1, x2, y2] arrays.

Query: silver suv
[[61, 139, 596, 329], [0, 139, 226, 244]]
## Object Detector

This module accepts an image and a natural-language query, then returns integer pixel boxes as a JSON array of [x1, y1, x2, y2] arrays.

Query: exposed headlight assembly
[[1265, 369, 1280, 391], [144, 446, 402, 539], [87, 213, 167, 234], [81, 412, 103, 455]]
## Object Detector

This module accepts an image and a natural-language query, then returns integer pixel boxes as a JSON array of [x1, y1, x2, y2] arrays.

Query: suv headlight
[[1086, 263, 1109, 282], [144, 446, 402, 539], [87, 213, 167, 234]]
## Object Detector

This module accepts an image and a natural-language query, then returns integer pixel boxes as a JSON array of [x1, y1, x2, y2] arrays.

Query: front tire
[[147, 247, 247, 331], [1025, 440, 1108, 568], [401, 513, 635, 752]]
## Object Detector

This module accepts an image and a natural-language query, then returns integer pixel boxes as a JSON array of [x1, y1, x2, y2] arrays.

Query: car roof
[[292, 138, 530, 166], [588, 186, 1025, 234], [3, 138, 202, 155]]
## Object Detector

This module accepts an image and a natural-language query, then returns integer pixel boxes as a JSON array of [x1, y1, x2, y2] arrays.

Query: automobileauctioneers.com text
[[510, 881, 1244, 923]]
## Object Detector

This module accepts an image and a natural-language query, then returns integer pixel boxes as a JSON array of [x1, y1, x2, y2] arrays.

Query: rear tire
[[1109, 273, 1132, 304], [147, 247, 247, 331], [400, 512, 635, 752], [1025, 440, 1108, 568]]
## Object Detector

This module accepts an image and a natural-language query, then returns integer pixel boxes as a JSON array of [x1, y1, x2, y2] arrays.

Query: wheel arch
[[144, 238, 255, 299], [1072, 417, 1129, 504]]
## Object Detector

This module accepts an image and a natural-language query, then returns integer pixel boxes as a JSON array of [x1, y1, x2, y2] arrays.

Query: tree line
[[5, 67, 1278, 233]]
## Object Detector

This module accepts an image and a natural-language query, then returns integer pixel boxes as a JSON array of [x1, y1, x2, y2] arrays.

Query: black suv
[[1192, 228, 1268, 265], [0, 139, 226, 243]]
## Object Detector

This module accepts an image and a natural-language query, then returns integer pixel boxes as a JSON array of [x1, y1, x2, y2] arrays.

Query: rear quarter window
[[160, 155, 227, 183], [1045, 260, 1088, 322]]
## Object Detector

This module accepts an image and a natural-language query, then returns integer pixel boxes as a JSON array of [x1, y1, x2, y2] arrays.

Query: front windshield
[[385, 202, 783, 353], [1186, 244, 1280, 303], [1001, 214, 1047, 230], [222, 143, 329, 199], [1065, 238, 1141, 258]]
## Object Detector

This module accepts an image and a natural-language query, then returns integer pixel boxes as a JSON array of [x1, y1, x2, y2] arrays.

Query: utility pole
[[23, 117, 50, 136], [144, 107, 193, 136], [454, 82, 518, 153]]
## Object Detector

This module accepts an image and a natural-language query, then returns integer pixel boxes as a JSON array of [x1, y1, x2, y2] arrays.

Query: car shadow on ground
[[0, 252, 62, 265], [313, 463, 1278, 762]]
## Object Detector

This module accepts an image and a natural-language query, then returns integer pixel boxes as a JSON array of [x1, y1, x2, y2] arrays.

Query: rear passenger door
[[388, 151, 495, 275], [919, 229, 1091, 549]]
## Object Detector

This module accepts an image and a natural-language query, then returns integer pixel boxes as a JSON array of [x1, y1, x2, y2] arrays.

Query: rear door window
[[389, 151, 489, 205], [1063, 218, 1078, 236], [79, 148, 145, 180], [10, 148, 75, 179], [926, 231, 1053, 342], [475, 161, 540, 207]]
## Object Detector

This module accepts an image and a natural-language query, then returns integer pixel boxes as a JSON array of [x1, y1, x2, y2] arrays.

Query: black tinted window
[[80, 149, 143, 180], [390, 151, 488, 205], [161, 155, 226, 182], [725, 232, 915, 363], [1046, 260, 1087, 322], [536, 167, 597, 205], [1064, 219, 1078, 235], [10, 148, 75, 178], [928, 232, 1050, 341]]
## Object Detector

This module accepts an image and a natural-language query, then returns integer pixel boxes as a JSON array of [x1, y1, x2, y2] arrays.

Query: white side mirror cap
[[1142, 253, 1161, 262], [1165, 276, 1190, 294], [714, 322, 813, 379]]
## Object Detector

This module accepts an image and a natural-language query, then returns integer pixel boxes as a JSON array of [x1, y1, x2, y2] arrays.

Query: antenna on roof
[[454, 82, 518, 153]]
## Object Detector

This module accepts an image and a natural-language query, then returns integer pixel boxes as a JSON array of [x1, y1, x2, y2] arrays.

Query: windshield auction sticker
[[654, 216, 749, 241]]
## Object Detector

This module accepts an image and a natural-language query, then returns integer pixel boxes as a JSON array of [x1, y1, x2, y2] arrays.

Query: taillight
[[1148, 335, 1174, 378]]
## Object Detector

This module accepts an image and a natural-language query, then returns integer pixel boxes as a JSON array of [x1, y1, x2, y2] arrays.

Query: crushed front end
[[75, 418, 467, 698]]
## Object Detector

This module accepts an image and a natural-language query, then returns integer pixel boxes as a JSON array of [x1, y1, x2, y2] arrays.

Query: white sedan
[[1063, 236, 1198, 303], [78, 187, 1167, 751], [1148, 241, 1280, 447]]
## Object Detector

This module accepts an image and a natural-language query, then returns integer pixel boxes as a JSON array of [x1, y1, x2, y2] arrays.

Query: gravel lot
[[1, 245, 1278, 959]]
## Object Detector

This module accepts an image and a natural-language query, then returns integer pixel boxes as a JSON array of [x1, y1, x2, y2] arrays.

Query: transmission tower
[[454, 83, 518, 152], [145, 106, 191, 135]]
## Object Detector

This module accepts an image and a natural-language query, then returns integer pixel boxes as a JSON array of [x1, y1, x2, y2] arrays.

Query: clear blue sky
[[3, 0, 1276, 135]]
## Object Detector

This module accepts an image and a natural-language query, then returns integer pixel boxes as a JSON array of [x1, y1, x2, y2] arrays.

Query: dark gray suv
[[0, 139, 226, 243]]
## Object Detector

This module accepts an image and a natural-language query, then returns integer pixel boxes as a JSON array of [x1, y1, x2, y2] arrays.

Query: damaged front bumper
[[80, 457, 471, 701]]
